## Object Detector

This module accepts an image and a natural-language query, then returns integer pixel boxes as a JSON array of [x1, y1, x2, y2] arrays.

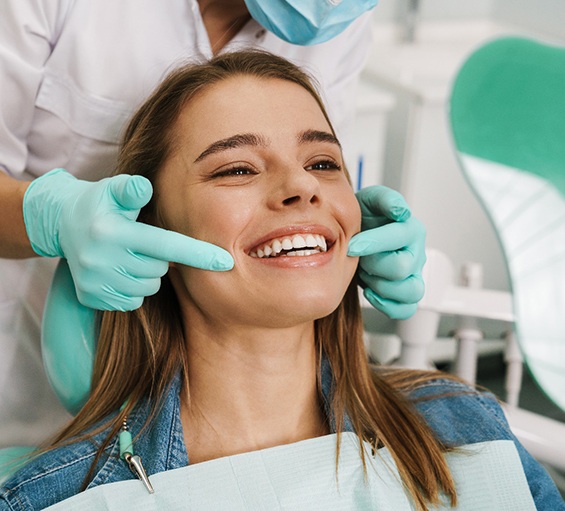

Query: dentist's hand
[[348, 186, 426, 320], [23, 168, 234, 311]]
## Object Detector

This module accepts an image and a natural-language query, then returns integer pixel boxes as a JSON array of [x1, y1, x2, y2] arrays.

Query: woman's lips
[[246, 225, 336, 259], [245, 226, 337, 268], [250, 232, 328, 259]]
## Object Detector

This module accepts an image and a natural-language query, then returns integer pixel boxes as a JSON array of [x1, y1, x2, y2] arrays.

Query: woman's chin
[[256, 295, 342, 327]]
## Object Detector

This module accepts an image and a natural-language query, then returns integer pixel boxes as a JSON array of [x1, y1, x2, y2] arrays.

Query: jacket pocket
[[35, 71, 133, 144]]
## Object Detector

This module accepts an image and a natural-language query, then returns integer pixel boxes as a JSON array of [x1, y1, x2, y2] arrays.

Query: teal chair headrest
[[450, 36, 565, 197], [42, 258, 97, 415]]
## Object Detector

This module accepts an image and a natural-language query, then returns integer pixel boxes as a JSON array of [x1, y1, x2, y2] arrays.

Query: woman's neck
[[180, 322, 329, 464], [198, 0, 251, 55]]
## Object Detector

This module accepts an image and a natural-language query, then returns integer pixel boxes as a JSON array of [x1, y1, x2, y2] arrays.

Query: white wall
[[374, 0, 565, 42], [417, 0, 493, 20], [493, 0, 565, 42], [372, 0, 494, 24]]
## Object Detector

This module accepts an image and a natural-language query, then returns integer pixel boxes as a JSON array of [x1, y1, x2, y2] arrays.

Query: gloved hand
[[348, 186, 426, 320], [23, 168, 234, 311]]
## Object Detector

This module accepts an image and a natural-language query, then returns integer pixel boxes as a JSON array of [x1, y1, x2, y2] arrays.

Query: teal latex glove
[[348, 186, 426, 320], [23, 168, 234, 311]]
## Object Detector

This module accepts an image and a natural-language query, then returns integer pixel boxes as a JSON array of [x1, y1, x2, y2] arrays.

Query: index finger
[[126, 222, 234, 271], [348, 219, 420, 257], [357, 186, 411, 222]]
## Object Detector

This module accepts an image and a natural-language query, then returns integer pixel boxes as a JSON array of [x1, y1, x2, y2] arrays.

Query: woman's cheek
[[340, 190, 362, 239]]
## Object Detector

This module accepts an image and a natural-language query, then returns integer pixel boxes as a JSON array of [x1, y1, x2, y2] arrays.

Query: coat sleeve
[[0, 0, 73, 177]]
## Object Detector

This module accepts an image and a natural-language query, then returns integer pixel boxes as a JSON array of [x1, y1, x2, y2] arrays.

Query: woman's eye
[[306, 160, 342, 172], [227, 168, 250, 176], [214, 166, 256, 178]]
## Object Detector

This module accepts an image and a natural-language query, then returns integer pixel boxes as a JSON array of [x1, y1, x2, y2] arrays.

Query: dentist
[[0, 0, 425, 447]]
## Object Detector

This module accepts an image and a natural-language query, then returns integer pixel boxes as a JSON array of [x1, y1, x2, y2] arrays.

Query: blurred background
[[350, 0, 565, 495], [352, 0, 565, 295]]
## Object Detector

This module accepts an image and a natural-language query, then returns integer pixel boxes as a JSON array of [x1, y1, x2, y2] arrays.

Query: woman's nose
[[272, 166, 321, 209]]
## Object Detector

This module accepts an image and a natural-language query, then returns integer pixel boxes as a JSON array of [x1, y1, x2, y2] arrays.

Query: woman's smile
[[249, 233, 328, 258], [246, 224, 335, 267]]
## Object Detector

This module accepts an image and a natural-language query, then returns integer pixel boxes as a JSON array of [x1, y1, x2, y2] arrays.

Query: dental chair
[[394, 36, 565, 478]]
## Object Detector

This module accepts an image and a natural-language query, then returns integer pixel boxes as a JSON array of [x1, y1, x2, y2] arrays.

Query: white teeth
[[251, 233, 330, 259], [292, 235, 306, 249], [286, 249, 319, 257], [281, 238, 293, 250], [305, 234, 317, 247]]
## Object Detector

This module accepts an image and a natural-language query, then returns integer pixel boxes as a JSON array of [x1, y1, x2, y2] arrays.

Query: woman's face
[[157, 75, 361, 329]]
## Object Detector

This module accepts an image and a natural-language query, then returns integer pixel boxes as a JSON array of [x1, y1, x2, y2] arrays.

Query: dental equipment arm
[[23, 168, 234, 311], [348, 186, 426, 320]]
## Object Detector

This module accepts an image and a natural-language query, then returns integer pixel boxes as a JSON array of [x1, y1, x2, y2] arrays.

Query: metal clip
[[124, 453, 155, 494]]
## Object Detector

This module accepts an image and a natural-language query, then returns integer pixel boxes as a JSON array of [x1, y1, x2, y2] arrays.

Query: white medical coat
[[0, 0, 373, 446]]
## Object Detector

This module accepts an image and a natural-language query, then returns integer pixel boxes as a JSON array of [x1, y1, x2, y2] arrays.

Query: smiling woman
[[1, 50, 563, 511], [157, 72, 360, 332]]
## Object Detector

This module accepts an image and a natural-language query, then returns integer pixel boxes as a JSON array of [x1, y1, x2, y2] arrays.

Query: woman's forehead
[[190, 75, 321, 115], [175, 75, 331, 148]]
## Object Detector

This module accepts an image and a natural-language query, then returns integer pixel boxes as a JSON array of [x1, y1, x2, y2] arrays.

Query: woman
[[1, 0, 423, 450], [0, 50, 562, 510]]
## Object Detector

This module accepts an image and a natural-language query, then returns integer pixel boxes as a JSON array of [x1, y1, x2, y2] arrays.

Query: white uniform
[[0, 0, 373, 447]]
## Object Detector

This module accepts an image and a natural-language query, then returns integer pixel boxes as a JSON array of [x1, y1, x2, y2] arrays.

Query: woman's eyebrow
[[194, 133, 268, 163], [298, 129, 341, 149]]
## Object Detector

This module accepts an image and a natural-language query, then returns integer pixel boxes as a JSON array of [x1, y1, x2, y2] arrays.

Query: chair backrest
[[41, 258, 96, 415], [449, 36, 565, 412]]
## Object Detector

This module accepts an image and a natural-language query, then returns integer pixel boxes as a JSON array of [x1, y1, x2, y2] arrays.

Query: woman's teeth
[[250, 233, 328, 258]]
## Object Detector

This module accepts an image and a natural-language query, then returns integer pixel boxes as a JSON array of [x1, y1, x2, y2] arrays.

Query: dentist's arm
[[0, 172, 36, 258], [2, 168, 233, 311], [348, 186, 426, 320]]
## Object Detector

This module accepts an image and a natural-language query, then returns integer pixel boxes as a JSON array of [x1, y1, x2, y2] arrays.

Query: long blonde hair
[[49, 50, 458, 509]]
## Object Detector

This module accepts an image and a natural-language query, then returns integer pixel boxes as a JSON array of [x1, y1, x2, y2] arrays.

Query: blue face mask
[[244, 0, 378, 46]]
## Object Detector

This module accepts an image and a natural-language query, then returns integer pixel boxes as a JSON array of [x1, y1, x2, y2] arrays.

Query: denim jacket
[[1, 362, 564, 510]]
